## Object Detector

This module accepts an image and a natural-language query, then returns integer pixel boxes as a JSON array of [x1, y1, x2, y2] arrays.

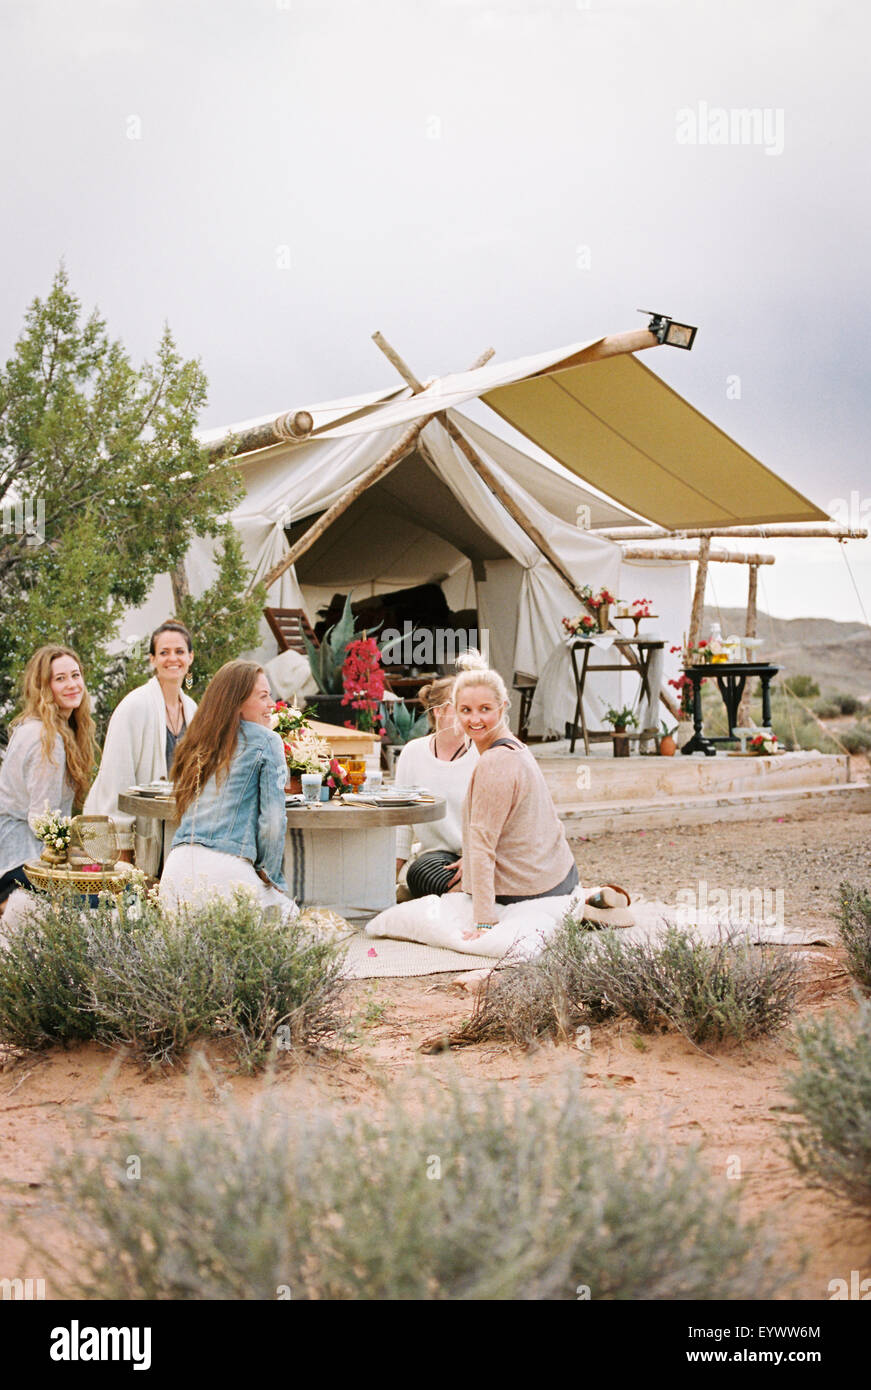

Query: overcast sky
[[2, 0, 869, 622]]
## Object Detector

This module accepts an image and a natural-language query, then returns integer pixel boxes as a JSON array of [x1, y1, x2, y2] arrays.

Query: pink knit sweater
[[461, 741, 575, 923]]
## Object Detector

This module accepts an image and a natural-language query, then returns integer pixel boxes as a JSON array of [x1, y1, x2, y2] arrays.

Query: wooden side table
[[568, 638, 665, 755]]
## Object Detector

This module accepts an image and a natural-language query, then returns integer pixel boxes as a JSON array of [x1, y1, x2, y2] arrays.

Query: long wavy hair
[[12, 645, 96, 807], [171, 660, 264, 819]]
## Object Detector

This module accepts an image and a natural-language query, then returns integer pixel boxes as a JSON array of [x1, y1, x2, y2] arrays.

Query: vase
[[612, 730, 630, 757], [659, 735, 676, 757], [40, 845, 68, 865], [597, 603, 610, 632], [286, 774, 303, 794]]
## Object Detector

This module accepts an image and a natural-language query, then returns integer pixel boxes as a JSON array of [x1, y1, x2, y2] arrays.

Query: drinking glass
[[301, 773, 323, 805]]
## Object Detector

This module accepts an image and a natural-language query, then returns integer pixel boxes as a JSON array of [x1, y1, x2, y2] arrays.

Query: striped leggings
[[406, 850, 460, 898]]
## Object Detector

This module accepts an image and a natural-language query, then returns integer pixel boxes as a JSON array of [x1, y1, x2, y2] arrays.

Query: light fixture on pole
[[638, 310, 699, 350]]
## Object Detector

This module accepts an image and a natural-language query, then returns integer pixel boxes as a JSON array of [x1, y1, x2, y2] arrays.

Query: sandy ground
[[1, 804, 869, 1301]]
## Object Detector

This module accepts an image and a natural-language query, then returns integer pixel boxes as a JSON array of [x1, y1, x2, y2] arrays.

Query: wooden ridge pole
[[252, 344, 494, 597]]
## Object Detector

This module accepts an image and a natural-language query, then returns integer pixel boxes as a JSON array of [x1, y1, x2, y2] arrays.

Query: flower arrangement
[[270, 702, 331, 775], [562, 612, 597, 638], [671, 639, 709, 668], [31, 808, 72, 854], [324, 757, 354, 796], [749, 732, 779, 756], [579, 585, 618, 612], [341, 636, 385, 736]]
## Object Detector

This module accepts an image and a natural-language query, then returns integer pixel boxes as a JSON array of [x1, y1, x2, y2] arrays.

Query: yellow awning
[[483, 353, 827, 529]]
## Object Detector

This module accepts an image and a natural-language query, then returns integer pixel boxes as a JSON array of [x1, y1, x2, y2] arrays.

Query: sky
[[1, 0, 869, 622]]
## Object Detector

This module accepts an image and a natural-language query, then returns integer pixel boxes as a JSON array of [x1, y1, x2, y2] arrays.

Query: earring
[[185, 672, 193, 690]]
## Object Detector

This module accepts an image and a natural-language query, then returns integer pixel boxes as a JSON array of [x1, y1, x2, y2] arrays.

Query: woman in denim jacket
[[159, 660, 297, 920]]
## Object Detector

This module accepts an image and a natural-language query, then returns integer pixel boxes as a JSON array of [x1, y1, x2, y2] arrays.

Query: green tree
[[0, 267, 264, 733]]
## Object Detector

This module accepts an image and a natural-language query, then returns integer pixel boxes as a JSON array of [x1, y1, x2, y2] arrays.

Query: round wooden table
[[118, 792, 446, 917]]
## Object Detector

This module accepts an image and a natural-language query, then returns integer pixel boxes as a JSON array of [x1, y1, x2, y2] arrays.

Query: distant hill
[[702, 607, 871, 698]]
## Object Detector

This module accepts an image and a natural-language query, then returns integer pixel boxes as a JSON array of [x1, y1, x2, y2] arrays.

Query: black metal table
[[568, 638, 665, 755], [680, 662, 779, 756]]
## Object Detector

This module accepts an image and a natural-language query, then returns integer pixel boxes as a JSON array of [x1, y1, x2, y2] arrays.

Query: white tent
[[135, 328, 823, 731]]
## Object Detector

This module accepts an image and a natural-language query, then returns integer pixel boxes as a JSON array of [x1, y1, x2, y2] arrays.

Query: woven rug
[[342, 930, 501, 980]]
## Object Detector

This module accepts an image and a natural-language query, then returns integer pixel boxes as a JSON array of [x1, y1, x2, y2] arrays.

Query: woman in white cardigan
[[84, 621, 197, 875], [394, 676, 478, 898]]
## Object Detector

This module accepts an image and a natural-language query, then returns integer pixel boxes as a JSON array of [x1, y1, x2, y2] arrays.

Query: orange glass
[[344, 757, 367, 793]]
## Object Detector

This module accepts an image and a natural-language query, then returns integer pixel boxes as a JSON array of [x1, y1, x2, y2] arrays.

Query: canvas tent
[[133, 330, 824, 733]]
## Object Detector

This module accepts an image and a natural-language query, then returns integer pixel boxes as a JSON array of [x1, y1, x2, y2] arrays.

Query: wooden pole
[[736, 563, 760, 726], [528, 328, 660, 374], [687, 537, 711, 649], [252, 345, 495, 597], [205, 409, 315, 461], [622, 546, 774, 564], [599, 524, 867, 540]]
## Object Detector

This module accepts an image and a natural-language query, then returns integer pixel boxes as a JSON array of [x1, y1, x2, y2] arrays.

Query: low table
[[119, 792, 446, 918], [23, 860, 130, 896], [680, 662, 779, 756]]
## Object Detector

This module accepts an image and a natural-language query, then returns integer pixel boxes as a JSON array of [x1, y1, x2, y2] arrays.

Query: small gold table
[[23, 861, 131, 897]]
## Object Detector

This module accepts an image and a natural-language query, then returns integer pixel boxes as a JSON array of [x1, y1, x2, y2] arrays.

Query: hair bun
[[455, 647, 488, 673]]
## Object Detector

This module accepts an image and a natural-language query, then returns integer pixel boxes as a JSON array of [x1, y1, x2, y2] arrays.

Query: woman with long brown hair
[[0, 645, 96, 909], [158, 660, 296, 918]]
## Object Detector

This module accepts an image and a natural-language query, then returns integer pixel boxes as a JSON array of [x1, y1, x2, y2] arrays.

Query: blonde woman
[[158, 660, 295, 919], [393, 676, 478, 898], [85, 620, 197, 874], [0, 645, 96, 909], [451, 657, 578, 940]]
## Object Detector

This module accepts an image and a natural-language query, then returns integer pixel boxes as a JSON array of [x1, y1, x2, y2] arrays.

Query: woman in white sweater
[[393, 677, 478, 898], [0, 645, 96, 909], [84, 621, 197, 875]]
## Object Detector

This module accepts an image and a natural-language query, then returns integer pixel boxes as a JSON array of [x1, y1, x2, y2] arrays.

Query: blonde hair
[[171, 660, 263, 820], [451, 649, 509, 710], [417, 676, 456, 731], [12, 645, 96, 807]]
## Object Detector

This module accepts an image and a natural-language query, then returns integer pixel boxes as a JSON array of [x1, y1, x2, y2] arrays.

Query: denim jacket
[[171, 721, 289, 892]]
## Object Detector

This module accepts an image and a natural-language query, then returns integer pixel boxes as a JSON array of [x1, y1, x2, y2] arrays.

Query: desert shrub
[[839, 724, 871, 755], [33, 1081, 781, 1300], [786, 997, 871, 1210], [783, 674, 819, 699], [445, 920, 800, 1050], [566, 924, 801, 1045], [812, 698, 841, 720], [834, 692, 862, 716], [0, 889, 108, 1049], [0, 890, 346, 1069], [835, 883, 871, 992]]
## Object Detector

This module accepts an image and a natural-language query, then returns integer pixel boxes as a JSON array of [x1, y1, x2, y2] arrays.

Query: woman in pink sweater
[[452, 660, 578, 940]]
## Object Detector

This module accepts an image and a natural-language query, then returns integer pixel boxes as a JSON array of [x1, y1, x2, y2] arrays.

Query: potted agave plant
[[658, 720, 678, 756], [381, 698, 430, 776]]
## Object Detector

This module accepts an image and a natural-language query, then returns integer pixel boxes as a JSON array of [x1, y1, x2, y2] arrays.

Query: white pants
[[159, 844, 298, 921]]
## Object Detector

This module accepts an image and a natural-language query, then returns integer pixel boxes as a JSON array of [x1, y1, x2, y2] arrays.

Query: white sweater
[[84, 677, 197, 875], [393, 735, 479, 859]]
